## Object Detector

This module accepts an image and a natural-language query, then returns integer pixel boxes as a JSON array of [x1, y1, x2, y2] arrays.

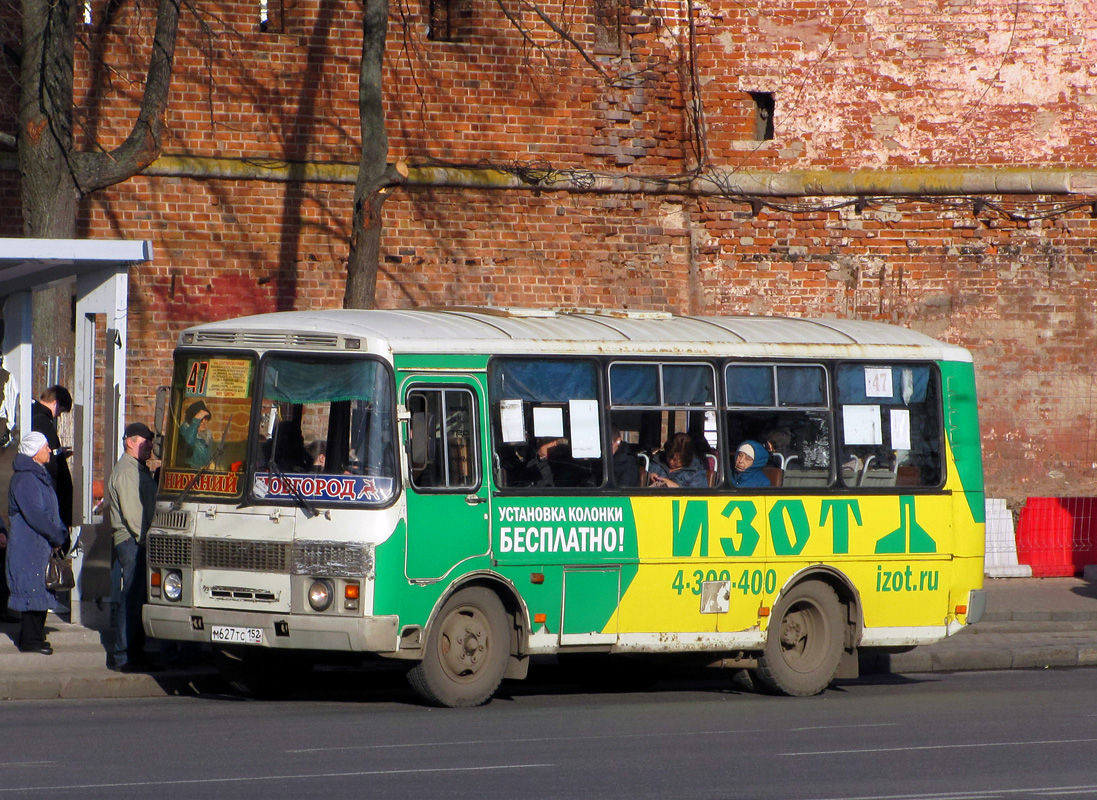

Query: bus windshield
[[160, 352, 397, 505], [160, 354, 256, 500]]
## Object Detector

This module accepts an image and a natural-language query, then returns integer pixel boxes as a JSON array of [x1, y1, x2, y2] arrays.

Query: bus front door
[[402, 377, 491, 581]]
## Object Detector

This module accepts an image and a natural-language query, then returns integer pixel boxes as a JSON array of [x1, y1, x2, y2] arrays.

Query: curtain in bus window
[[835, 365, 928, 405], [263, 359, 386, 404], [609, 364, 658, 405], [256, 357, 395, 500], [663, 364, 715, 406], [492, 360, 598, 401], [777, 366, 827, 406], [726, 365, 775, 406]]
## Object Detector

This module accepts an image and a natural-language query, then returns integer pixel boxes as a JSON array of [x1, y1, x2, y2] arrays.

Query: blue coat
[[6, 453, 68, 612], [649, 455, 709, 489], [731, 440, 772, 488]]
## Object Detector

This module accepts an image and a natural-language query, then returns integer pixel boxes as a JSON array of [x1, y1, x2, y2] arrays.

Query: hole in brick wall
[[749, 92, 775, 141], [428, 0, 471, 41], [592, 0, 622, 55], [259, 0, 284, 33]]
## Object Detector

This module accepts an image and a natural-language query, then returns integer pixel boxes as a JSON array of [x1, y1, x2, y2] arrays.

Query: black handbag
[[45, 551, 75, 592]]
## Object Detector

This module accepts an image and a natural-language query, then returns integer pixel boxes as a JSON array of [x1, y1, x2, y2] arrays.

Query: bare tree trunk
[[17, 0, 181, 387], [344, 0, 400, 310], [20, 0, 79, 387], [20, 0, 79, 237]]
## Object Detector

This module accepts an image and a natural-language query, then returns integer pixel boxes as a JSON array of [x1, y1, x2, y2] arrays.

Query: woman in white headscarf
[[6, 432, 68, 654]]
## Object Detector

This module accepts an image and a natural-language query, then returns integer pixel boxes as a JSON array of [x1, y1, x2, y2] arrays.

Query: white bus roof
[[180, 308, 972, 362]]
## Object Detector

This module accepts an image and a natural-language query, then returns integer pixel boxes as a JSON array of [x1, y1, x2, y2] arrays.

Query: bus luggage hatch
[[561, 567, 620, 645]]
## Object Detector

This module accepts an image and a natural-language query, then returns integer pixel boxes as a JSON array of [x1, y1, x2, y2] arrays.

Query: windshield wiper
[[266, 455, 318, 519], [170, 415, 234, 511]]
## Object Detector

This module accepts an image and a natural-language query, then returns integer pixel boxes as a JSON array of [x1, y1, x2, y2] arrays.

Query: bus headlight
[[308, 580, 334, 612], [163, 570, 183, 602]]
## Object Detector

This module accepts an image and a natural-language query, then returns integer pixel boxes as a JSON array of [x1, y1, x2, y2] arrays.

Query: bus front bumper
[[143, 604, 400, 654]]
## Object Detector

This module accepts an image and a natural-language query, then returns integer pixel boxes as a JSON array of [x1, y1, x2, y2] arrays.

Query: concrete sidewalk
[[863, 577, 1097, 675], [3, 577, 1097, 701]]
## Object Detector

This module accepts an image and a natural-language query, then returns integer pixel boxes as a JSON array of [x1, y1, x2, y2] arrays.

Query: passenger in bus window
[[731, 440, 771, 488], [307, 440, 326, 473], [270, 419, 312, 472], [648, 432, 707, 489], [534, 437, 584, 486], [180, 401, 213, 468], [497, 437, 567, 488], [610, 427, 640, 488], [764, 428, 794, 466]]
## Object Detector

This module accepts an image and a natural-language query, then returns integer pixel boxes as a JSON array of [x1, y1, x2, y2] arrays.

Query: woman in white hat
[[5, 432, 68, 654]]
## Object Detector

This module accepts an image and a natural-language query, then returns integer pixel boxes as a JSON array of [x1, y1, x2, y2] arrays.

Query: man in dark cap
[[107, 422, 157, 671]]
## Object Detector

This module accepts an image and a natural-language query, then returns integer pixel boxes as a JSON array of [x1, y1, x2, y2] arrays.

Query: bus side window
[[835, 364, 942, 488], [489, 359, 603, 490], [609, 361, 717, 490], [725, 363, 832, 488]]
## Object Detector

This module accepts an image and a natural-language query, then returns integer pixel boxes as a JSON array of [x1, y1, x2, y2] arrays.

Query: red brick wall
[[3, 0, 1097, 503]]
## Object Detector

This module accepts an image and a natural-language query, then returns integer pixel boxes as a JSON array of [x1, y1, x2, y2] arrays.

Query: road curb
[[0, 669, 222, 701]]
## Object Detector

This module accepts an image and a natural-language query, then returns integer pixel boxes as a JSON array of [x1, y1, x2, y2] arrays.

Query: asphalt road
[[1, 667, 1096, 800]]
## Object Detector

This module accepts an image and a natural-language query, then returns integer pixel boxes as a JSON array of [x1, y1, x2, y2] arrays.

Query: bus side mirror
[[153, 386, 169, 458]]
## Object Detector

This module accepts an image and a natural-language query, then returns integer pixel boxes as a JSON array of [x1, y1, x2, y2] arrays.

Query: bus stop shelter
[[1, 238, 153, 626]]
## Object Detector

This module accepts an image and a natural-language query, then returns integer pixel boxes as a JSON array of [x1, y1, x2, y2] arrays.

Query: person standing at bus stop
[[6, 432, 68, 653], [0, 357, 16, 620], [32, 385, 74, 531], [108, 422, 157, 672]]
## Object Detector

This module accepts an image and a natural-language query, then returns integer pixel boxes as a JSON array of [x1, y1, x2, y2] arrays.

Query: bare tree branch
[[494, 0, 613, 83], [72, 0, 181, 193]]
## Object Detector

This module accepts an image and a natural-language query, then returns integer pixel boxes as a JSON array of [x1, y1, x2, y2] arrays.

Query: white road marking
[[808, 784, 1097, 800], [783, 737, 1097, 756], [287, 723, 897, 753], [0, 763, 553, 794], [0, 762, 56, 770]]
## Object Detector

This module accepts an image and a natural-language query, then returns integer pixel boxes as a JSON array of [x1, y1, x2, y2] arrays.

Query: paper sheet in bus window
[[500, 399, 526, 443], [204, 359, 252, 399], [569, 399, 601, 458], [890, 408, 911, 450], [843, 405, 883, 445], [533, 406, 565, 438], [864, 367, 893, 398]]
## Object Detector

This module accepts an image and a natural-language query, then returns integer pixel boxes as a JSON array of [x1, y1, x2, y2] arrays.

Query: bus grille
[[147, 534, 193, 567], [196, 539, 290, 572], [193, 331, 340, 349], [292, 541, 374, 578], [149, 536, 373, 577], [209, 586, 279, 602], [152, 510, 191, 531]]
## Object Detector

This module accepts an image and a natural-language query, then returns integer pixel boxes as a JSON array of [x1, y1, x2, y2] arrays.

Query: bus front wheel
[[754, 581, 844, 697], [407, 587, 510, 708]]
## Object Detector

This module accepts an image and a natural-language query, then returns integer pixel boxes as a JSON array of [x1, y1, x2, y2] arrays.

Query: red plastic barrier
[[1015, 497, 1097, 577]]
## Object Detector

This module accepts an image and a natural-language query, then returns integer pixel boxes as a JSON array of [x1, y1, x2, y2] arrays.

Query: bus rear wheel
[[407, 587, 510, 708], [754, 581, 844, 697]]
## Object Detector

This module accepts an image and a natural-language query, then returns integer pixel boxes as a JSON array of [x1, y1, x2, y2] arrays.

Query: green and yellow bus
[[144, 307, 985, 706]]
